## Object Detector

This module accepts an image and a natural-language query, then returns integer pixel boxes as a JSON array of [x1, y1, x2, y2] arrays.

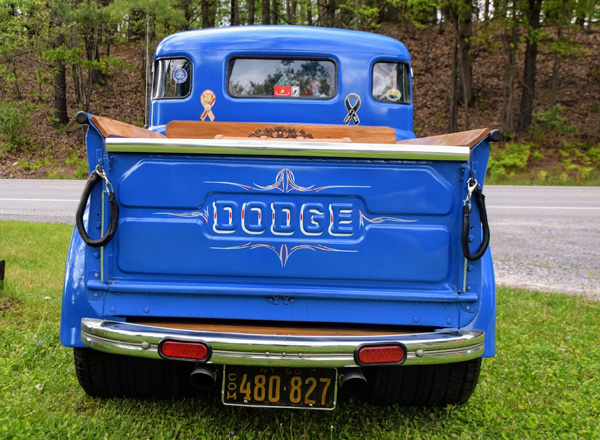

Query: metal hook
[[464, 178, 478, 209], [94, 165, 113, 194]]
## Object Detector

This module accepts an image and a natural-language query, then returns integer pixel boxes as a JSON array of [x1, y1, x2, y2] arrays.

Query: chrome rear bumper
[[81, 318, 484, 368]]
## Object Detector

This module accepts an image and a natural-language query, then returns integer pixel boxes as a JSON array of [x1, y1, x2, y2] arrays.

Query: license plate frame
[[222, 365, 338, 410]]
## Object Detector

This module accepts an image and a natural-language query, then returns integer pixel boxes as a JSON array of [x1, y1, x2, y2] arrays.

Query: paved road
[[1, 180, 599, 298], [486, 186, 600, 299], [0, 180, 82, 224]]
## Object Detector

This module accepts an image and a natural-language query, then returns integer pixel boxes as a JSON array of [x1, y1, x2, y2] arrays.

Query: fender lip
[[81, 318, 484, 368]]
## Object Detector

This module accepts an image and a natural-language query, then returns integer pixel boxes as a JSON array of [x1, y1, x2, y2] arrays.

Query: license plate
[[222, 365, 337, 410]]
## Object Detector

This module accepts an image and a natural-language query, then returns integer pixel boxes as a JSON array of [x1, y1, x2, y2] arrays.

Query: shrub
[[487, 142, 532, 183], [0, 102, 34, 154]]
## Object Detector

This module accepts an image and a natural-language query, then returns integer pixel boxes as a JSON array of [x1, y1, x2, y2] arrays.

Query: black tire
[[73, 348, 199, 398], [362, 358, 482, 406]]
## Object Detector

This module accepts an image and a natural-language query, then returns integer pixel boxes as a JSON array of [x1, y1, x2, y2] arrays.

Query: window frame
[[152, 56, 193, 101], [371, 61, 411, 106], [226, 56, 338, 101]]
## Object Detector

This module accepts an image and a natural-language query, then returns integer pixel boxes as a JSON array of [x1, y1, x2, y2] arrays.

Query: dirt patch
[[0, 297, 14, 314]]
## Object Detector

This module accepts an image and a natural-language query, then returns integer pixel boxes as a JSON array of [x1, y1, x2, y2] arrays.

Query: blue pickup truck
[[60, 26, 498, 410]]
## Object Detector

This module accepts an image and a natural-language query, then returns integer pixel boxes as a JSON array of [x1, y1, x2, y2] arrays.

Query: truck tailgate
[[93, 138, 485, 328]]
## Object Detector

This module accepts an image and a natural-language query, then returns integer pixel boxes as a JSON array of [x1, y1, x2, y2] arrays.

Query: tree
[[248, 0, 256, 24], [201, 0, 216, 27], [50, 2, 69, 127], [445, 0, 474, 131], [231, 0, 240, 24], [518, 0, 543, 133], [262, 0, 270, 23], [501, 4, 520, 132]]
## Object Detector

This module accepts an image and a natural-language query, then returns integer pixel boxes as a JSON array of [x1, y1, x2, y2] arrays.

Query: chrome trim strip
[[81, 318, 484, 367], [105, 138, 470, 161]]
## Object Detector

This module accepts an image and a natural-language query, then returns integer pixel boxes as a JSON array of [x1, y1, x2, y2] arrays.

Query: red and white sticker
[[274, 86, 292, 97]]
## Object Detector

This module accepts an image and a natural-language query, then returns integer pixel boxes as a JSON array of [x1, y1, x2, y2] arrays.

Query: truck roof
[[155, 26, 411, 61]]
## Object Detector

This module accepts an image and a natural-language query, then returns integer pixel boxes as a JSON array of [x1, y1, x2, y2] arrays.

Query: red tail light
[[355, 344, 406, 365], [159, 340, 210, 361]]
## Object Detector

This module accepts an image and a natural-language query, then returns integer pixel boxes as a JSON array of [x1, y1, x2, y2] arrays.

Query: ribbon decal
[[344, 93, 361, 125], [200, 89, 216, 121]]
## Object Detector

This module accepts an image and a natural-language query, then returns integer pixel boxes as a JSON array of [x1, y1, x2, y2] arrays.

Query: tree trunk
[[307, 0, 313, 25], [53, 50, 68, 127], [262, 0, 271, 23], [51, 7, 68, 128], [502, 14, 518, 132], [457, 0, 473, 108], [588, 0, 596, 31], [518, 0, 542, 133], [179, 0, 195, 30], [449, 20, 459, 133], [248, 0, 255, 24], [201, 0, 216, 28], [317, 0, 326, 25], [272, 0, 279, 23], [85, 26, 103, 86], [325, 0, 336, 27], [287, 0, 297, 23], [231, 0, 240, 25], [354, 0, 362, 29], [11, 60, 22, 100]]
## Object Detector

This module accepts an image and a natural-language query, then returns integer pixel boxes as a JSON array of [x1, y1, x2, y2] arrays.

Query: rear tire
[[362, 358, 482, 406], [73, 348, 198, 398]]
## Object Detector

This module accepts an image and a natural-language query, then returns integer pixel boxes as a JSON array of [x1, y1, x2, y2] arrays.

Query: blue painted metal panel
[[149, 26, 415, 140]]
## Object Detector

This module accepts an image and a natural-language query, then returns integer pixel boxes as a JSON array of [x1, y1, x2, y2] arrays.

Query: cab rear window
[[153, 58, 192, 99], [372, 62, 410, 104], [228, 58, 336, 99]]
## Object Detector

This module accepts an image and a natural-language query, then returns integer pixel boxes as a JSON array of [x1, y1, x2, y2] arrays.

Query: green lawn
[[0, 221, 598, 439]]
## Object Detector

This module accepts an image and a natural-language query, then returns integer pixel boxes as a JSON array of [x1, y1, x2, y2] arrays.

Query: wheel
[[362, 358, 482, 406], [73, 348, 198, 398]]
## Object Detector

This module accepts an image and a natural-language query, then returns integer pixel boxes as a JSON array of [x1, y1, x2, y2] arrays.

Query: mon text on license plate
[[222, 365, 337, 410]]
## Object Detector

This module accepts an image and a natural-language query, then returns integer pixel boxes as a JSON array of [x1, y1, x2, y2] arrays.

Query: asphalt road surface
[[1, 180, 599, 299]]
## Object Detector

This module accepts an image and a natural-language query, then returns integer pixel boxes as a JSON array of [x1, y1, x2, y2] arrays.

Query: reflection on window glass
[[153, 58, 191, 99], [372, 62, 410, 104], [228, 58, 336, 99]]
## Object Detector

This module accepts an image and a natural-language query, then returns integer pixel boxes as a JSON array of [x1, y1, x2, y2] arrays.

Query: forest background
[[0, 0, 598, 184]]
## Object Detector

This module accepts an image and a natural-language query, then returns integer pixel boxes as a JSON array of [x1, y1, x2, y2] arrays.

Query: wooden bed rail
[[166, 121, 397, 144], [396, 128, 490, 148], [90, 115, 166, 139], [88, 115, 489, 149]]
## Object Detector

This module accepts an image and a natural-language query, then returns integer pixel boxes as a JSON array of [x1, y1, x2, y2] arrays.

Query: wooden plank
[[90, 115, 166, 139], [166, 120, 396, 144], [396, 128, 489, 148], [136, 321, 415, 337], [213, 135, 353, 143]]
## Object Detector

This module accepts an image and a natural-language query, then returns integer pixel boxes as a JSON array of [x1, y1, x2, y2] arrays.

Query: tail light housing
[[355, 343, 407, 366], [158, 340, 211, 362]]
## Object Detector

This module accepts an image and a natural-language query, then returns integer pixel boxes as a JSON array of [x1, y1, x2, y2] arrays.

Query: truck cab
[[61, 26, 496, 410]]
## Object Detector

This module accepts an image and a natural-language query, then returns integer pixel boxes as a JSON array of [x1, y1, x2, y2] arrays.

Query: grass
[[0, 220, 598, 439]]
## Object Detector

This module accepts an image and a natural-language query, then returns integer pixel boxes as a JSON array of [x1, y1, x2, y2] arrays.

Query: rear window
[[153, 58, 192, 99], [372, 62, 411, 104], [228, 58, 336, 99]]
